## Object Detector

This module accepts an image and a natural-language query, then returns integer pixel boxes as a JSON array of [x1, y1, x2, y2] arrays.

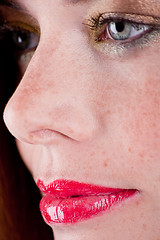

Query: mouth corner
[[37, 179, 45, 192]]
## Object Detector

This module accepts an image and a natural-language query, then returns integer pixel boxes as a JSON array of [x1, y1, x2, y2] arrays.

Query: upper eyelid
[[0, 5, 40, 33], [85, 12, 160, 31], [2, 21, 40, 35], [0, 0, 30, 14]]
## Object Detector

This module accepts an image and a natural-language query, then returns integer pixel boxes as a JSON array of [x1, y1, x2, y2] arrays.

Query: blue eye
[[87, 12, 160, 56], [107, 21, 151, 41], [12, 29, 39, 51]]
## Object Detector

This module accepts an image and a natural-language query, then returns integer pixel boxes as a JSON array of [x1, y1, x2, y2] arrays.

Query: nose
[[3, 38, 99, 144]]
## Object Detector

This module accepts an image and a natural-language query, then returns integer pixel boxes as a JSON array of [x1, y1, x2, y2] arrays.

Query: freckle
[[143, 224, 147, 230], [107, 110, 111, 114], [90, 152, 95, 157], [68, 128, 74, 134], [152, 122, 156, 128], [140, 211, 144, 218], [104, 160, 108, 167], [139, 152, 144, 158], [154, 132, 160, 138], [128, 148, 132, 152]]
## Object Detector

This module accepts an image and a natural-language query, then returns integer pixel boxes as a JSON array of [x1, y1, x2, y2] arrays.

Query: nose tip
[[3, 96, 25, 142], [3, 89, 99, 144]]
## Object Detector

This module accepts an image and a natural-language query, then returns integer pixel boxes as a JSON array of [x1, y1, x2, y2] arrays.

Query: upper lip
[[37, 179, 135, 199]]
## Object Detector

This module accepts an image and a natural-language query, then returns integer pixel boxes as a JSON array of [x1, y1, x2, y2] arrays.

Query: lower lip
[[40, 190, 137, 225]]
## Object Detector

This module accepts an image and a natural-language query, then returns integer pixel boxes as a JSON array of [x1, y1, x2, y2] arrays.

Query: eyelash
[[87, 12, 157, 32], [87, 13, 107, 30]]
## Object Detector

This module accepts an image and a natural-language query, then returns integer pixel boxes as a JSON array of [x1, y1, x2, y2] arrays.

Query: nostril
[[29, 121, 98, 144], [29, 129, 71, 144]]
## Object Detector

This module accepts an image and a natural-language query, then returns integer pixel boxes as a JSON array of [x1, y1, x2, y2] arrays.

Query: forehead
[[1, 0, 160, 18], [0, 0, 156, 6]]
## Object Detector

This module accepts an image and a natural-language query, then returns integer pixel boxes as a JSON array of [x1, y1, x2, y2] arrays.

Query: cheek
[[95, 51, 160, 188], [116, 59, 160, 186], [111, 48, 160, 154], [124, 70, 160, 157]]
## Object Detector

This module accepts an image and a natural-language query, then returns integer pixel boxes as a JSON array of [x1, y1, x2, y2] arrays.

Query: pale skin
[[3, 0, 160, 239]]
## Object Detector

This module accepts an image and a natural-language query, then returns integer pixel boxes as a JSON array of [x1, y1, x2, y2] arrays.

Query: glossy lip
[[37, 179, 138, 225]]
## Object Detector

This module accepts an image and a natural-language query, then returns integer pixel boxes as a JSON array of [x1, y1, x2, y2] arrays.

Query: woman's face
[[3, 0, 160, 239]]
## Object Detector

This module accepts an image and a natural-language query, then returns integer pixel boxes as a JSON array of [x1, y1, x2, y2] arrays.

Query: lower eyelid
[[92, 27, 160, 58]]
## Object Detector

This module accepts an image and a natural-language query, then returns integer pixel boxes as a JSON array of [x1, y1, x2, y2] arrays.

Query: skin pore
[[2, 0, 160, 239]]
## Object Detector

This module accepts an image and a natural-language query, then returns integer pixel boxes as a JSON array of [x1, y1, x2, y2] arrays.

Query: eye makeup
[[86, 0, 160, 19], [80, 0, 160, 57], [1, 4, 39, 28], [0, 0, 27, 12], [84, 11, 160, 57], [87, 13, 160, 31], [0, 4, 40, 79]]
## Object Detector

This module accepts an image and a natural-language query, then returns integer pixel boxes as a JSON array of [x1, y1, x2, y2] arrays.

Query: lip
[[37, 179, 138, 225]]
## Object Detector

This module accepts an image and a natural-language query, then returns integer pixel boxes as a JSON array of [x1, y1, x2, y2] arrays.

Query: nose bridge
[[4, 34, 99, 143]]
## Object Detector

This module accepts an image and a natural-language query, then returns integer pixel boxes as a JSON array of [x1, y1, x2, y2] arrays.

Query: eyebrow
[[0, 0, 91, 8], [1, 0, 160, 13]]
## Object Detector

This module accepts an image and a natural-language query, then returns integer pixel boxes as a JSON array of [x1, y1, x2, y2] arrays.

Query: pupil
[[116, 22, 125, 32]]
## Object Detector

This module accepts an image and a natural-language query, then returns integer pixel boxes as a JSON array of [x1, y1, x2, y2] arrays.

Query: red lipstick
[[37, 179, 138, 225]]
